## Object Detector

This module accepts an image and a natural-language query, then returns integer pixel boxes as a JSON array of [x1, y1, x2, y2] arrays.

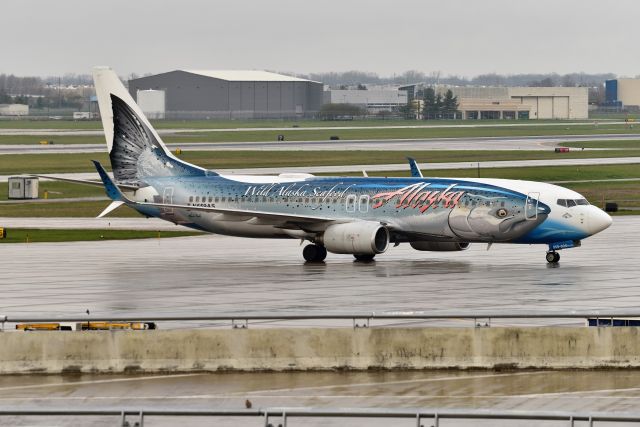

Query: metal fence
[[2, 407, 640, 426], [1, 310, 638, 330]]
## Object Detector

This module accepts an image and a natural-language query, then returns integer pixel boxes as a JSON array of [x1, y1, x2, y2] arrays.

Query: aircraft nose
[[587, 206, 613, 235]]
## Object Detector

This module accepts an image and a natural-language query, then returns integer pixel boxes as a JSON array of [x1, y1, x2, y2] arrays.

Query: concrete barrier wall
[[1, 327, 640, 374]]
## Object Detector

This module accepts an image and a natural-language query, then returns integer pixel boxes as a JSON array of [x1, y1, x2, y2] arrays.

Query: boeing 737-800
[[64, 67, 613, 264]]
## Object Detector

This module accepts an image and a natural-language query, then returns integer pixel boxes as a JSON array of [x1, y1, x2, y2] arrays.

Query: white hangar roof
[[182, 70, 317, 83]]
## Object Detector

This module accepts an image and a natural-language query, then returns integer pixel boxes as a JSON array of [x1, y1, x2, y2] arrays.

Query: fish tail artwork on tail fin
[[92, 67, 211, 186]]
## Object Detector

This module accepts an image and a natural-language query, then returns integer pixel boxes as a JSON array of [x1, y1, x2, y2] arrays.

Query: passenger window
[[195, 196, 200, 202], [189, 196, 193, 202], [557, 199, 567, 207], [566, 199, 577, 207], [209, 197, 213, 203], [222, 197, 226, 202], [215, 197, 219, 202]]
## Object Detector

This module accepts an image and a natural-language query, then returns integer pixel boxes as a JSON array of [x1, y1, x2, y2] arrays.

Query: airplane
[[51, 67, 613, 264]]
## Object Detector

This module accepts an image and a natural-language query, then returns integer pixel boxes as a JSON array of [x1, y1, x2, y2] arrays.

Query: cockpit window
[[558, 198, 589, 208]]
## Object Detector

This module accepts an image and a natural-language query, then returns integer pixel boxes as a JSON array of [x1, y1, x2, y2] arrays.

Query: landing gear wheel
[[303, 244, 327, 262], [546, 251, 560, 263], [354, 253, 375, 262]]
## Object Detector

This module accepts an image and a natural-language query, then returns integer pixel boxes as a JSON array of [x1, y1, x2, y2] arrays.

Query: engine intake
[[410, 241, 470, 252], [321, 222, 389, 255]]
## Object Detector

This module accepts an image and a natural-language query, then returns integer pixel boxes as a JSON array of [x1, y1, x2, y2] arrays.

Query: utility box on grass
[[8, 176, 39, 199]]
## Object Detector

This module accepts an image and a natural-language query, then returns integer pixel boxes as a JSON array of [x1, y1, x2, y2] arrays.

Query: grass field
[[0, 228, 202, 243], [1, 123, 640, 146], [3, 149, 640, 175]]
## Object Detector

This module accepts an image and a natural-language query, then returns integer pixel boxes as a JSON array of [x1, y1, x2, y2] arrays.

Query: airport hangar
[[128, 70, 324, 119], [400, 84, 589, 119]]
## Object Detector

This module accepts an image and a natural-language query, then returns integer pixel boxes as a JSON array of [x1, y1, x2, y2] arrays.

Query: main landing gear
[[546, 251, 560, 264], [303, 244, 327, 262]]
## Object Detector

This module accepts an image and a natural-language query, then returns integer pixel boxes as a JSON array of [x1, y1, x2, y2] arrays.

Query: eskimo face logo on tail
[[372, 183, 465, 213]]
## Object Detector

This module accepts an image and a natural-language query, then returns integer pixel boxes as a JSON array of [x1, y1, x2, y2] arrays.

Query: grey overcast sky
[[3, 0, 640, 77]]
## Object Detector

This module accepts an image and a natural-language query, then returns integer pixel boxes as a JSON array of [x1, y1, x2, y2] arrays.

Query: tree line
[[297, 70, 616, 88], [397, 88, 459, 120]]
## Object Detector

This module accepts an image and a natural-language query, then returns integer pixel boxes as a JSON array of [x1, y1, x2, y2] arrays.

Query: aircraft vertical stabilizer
[[92, 67, 208, 185]]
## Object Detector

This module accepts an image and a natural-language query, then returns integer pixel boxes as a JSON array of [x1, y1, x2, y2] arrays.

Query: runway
[[1, 133, 638, 154]]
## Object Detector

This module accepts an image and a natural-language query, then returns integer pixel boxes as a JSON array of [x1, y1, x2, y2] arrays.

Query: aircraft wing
[[32, 174, 140, 191]]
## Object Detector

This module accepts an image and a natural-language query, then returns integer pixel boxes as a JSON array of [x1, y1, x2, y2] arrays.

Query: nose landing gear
[[303, 244, 327, 262], [546, 251, 560, 264]]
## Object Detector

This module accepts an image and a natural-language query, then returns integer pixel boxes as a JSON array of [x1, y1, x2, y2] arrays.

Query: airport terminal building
[[128, 70, 323, 119]]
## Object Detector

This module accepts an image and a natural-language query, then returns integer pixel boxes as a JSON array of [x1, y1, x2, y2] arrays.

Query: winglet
[[407, 157, 423, 178], [92, 160, 125, 201]]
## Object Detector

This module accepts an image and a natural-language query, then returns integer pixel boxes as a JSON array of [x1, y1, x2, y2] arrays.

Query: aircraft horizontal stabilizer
[[97, 201, 125, 218]]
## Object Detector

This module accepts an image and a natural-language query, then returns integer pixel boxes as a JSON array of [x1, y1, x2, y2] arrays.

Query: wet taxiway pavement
[[0, 217, 638, 425], [0, 216, 635, 325], [3, 370, 640, 426]]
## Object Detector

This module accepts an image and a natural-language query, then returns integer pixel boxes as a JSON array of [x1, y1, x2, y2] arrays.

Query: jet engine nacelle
[[410, 241, 470, 251], [321, 222, 389, 255]]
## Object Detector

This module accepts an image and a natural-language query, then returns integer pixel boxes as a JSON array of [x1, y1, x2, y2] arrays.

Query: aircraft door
[[525, 192, 540, 220], [359, 195, 370, 213], [345, 195, 356, 212], [162, 187, 174, 215]]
